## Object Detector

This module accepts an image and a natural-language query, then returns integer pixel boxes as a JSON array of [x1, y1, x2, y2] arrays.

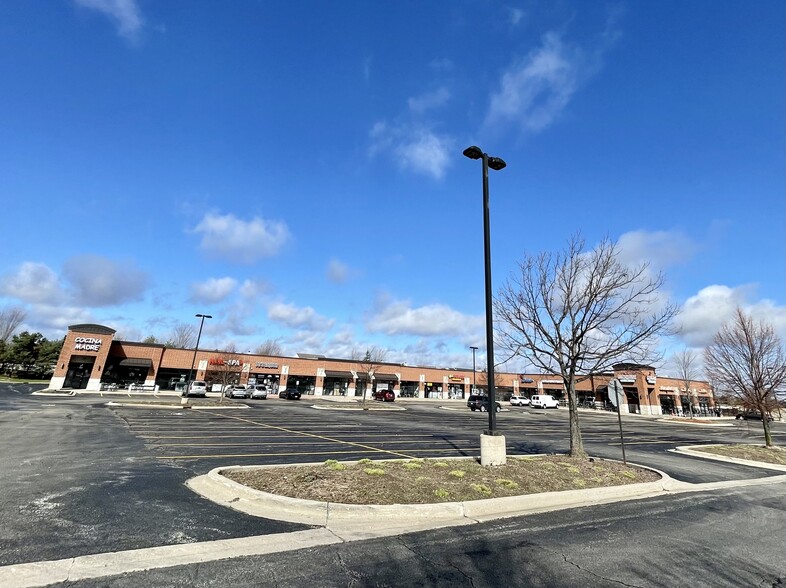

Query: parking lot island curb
[[185, 460, 680, 538]]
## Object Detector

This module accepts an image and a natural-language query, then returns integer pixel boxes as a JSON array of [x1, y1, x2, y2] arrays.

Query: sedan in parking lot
[[279, 389, 302, 400]]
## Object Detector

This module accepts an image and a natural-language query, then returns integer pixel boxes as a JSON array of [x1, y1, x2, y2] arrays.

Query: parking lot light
[[184, 314, 212, 403]]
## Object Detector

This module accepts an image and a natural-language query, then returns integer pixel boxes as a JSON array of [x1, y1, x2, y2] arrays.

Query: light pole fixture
[[470, 345, 478, 394], [186, 314, 212, 393], [464, 145, 506, 437]]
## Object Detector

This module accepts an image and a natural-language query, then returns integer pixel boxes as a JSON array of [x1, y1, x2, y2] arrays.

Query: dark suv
[[467, 394, 501, 413], [279, 389, 302, 400]]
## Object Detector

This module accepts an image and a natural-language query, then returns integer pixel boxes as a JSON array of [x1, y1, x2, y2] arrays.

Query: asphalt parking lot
[[109, 395, 785, 484]]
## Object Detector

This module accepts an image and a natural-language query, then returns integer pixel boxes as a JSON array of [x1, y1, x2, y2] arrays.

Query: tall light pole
[[186, 314, 212, 393], [463, 145, 505, 438], [470, 345, 478, 394]]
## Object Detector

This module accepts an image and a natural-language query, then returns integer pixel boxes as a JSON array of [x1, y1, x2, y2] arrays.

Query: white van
[[530, 394, 559, 409]]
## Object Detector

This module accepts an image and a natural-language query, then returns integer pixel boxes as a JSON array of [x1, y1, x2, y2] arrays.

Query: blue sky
[[0, 1, 783, 374]]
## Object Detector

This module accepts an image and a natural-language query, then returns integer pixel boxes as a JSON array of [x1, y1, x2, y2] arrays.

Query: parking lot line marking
[[138, 433, 437, 440], [186, 411, 418, 459], [156, 446, 486, 459], [152, 439, 478, 448]]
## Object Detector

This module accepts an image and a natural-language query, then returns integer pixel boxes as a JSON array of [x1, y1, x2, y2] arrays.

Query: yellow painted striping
[[155, 447, 486, 460], [183, 410, 417, 459], [150, 440, 477, 448]]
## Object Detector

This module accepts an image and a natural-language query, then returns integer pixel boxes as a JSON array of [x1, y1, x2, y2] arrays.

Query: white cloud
[[366, 298, 484, 337], [485, 32, 583, 133], [62, 255, 149, 306], [193, 212, 290, 263], [267, 301, 334, 331], [74, 0, 143, 39], [408, 87, 451, 114], [370, 122, 453, 180], [189, 277, 238, 304], [239, 279, 271, 299], [326, 259, 349, 284], [616, 230, 696, 269], [23, 304, 93, 336], [0, 262, 66, 305], [677, 284, 786, 347]]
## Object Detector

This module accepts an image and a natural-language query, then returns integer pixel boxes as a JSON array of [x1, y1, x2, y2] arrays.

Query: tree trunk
[[566, 375, 586, 458]]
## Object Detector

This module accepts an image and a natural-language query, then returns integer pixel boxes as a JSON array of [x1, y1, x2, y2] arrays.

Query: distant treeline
[[0, 332, 63, 379]]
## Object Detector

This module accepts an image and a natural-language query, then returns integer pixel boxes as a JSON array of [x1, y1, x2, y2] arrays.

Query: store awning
[[118, 358, 153, 367], [374, 373, 399, 382], [325, 370, 354, 378]]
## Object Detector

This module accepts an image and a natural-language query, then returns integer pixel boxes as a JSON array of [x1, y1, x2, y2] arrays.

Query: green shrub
[[622, 471, 635, 479], [471, 483, 492, 496], [434, 488, 450, 499], [324, 459, 345, 471], [495, 478, 518, 490], [403, 461, 422, 470], [448, 470, 466, 478], [432, 461, 450, 468], [364, 468, 385, 476], [358, 458, 373, 465], [573, 478, 586, 488]]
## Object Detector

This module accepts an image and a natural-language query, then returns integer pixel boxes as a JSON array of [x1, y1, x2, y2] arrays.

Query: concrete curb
[[671, 445, 786, 472], [310, 404, 407, 412], [186, 459, 679, 535]]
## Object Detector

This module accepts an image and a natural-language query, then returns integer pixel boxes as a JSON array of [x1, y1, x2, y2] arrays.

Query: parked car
[[531, 394, 559, 409], [182, 380, 207, 397], [250, 385, 269, 399], [224, 385, 250, 399], [736, 410, 773, 422], [509, 395, 530, 407], [467, 394, 502, 412], [279, 389, 302, 400], [372, 388, 395, 402]]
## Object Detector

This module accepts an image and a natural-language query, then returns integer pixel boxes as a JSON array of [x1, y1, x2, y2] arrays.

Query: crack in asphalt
[[561, 553, 644, 588], [395, 535, 477, 588], [335, 550, 362, 587]]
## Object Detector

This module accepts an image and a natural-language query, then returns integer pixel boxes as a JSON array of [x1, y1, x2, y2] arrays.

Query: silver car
[[250, 385, 269, 399]]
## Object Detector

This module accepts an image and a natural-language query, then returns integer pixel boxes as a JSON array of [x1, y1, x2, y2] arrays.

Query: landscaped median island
[[222, 455, 661, 505], [692, 444, 786, 466]]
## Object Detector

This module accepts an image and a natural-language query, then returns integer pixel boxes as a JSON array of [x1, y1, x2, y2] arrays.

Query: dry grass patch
[[223, 455, 659, 505], [694, 444, 786, 465]]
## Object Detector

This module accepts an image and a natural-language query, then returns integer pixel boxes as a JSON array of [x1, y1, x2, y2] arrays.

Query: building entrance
[[63, 356, 95, 389]]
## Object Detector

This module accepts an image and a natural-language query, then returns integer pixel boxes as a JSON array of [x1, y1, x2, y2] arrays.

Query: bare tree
[[0, 306, 26, 344], [672, 348, 700, 417], [476, 367, 504, 394], [354, 346, 388, 409], [167, 323, 196, 349], [207, 345, 244, 403], [495, 234, 677, 458], [255, 339, 283, 356], [704, 308, 786, 447]]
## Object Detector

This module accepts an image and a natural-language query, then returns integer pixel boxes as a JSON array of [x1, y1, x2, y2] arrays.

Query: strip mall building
[[50, 324, 716, 416]]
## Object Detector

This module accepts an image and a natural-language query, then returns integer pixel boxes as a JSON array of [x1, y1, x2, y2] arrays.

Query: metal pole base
[[480, 433, 507, 466]]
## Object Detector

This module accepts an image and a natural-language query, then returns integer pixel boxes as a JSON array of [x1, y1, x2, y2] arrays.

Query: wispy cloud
[[485, 12, 620, 134], [193, 212, 290, 264], [326, 259, 350, 284], [0, 262, 66, 305], [370, 122, 453, 180], [74, 0, 143, 40], [189, 277, 238, 304], [508, 8, 525, 26], [408, 87, 451, 114]]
